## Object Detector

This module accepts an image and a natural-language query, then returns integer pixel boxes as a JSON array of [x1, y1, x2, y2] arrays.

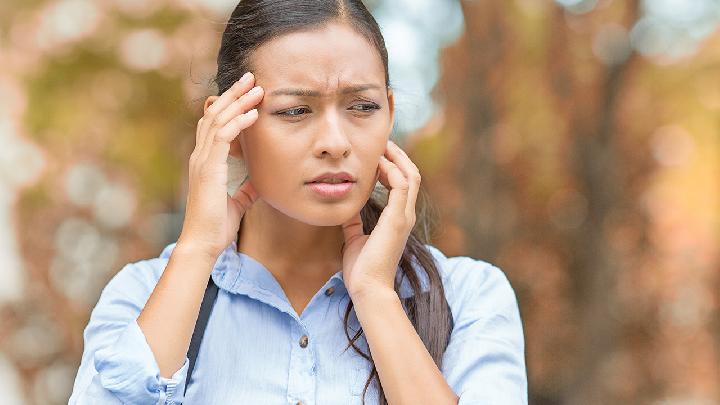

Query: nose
[[313, 109, 351, 159]]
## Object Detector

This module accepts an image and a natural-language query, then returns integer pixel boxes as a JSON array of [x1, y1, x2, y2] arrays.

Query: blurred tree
[[410, 0, 720, 404]]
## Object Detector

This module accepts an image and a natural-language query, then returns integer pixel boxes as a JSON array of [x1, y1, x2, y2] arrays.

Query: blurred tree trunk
[[437, 0, 515, 264], [547, 1, 644, 403], [429, 0, 649, 403]]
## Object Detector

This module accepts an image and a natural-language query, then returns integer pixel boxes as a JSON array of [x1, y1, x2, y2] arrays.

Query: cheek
[[358, 136, 387, 169], [243, 137, 301, 195]]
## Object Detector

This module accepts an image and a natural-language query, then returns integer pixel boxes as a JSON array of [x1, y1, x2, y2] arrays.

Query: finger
[[196, 72, 253, 148], [231, 177, 258, 207], [215, 86, 264, 125], [385, 140, 421, 219], [198, 84, 262, 163], [204, 108, 258, 168], [341, 212, 365, 252], [199, 86, 264, 162], [377, 155, 409, 225], [197, 72, 255, 156], [198, 79, 256, 161]]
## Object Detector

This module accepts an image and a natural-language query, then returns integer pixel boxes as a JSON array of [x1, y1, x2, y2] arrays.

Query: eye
[[277, 107, 311, 117], [349, 102, 381, 112]]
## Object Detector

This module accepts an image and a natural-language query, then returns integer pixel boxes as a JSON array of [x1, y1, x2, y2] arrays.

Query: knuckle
[[236, 92, 249, 104], [232, 78, 246, 89], [209, 116, 222, 130], [407, 213, 416, 226], [197, 165, 215, 181], [205, 107, 218, 118], [214, 130, 232, 143]]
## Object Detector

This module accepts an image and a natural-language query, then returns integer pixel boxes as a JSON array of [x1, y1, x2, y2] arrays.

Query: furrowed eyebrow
[[269, 84, 382, 97]]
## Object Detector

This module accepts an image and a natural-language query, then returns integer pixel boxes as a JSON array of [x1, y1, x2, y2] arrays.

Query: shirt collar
[[160, 241, 346, 299], [214, 240, 346, 298], [159, 240, 426, 302]]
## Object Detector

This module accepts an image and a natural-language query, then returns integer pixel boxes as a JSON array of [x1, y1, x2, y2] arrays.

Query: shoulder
[[423, 244, 521, 325], [424, 245, 527, 403], [81, 244, 176, 343], [95, 243, 177, 305]]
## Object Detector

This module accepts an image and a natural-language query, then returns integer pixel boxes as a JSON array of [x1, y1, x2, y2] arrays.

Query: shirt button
[[324, 286, 335, 296], [299, 335, 309, 348]]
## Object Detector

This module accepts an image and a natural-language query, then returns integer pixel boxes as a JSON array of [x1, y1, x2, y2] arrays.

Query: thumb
[[341, 212, 364, 253], [231, 178, 258, 209], [225, 180, 258, 246]]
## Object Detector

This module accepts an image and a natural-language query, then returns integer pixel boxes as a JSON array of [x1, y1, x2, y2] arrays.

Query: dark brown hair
[[214, 1, 453, 403]]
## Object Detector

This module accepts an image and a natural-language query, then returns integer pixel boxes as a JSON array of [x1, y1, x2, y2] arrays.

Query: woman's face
[[214, 22, 394, 226]]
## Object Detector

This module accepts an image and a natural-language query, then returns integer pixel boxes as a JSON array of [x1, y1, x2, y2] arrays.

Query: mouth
[[305, 171, 356, 184], [306, 179, 355, 184], [305, 180, 355, 198]]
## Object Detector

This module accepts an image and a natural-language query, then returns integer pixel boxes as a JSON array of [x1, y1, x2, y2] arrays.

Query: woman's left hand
[[341, 140, 421, 299]]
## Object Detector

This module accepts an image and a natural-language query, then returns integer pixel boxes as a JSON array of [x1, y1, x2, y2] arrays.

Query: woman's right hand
[[177, 72, 264, 259]]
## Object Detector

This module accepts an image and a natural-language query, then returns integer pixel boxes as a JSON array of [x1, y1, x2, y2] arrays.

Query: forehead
[[249, 22, 386, 92]]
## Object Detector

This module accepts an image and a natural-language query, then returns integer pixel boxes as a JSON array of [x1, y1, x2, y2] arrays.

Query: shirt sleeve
[[439, 257, 528, 405], [68, 260, 190, 405]]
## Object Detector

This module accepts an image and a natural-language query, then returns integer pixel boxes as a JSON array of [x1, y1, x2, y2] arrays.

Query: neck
[[236, 199, 345, 279]]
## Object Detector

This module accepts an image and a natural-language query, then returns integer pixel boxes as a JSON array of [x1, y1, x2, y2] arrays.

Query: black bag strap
[[184, 275, 219, 396]]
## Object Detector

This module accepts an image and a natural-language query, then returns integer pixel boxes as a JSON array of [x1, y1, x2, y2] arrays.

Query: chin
[[306, 203, 365, 226], [274, 198, 367, 227]]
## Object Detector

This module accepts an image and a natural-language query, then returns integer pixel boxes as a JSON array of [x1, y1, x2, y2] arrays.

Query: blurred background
[[0, 0, 718, 404]]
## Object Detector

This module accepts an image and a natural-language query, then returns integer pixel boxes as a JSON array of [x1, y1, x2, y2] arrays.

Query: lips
[[306, 171, 356, 184], [306, 181, 354, 198], [309, 179, 352, 184]]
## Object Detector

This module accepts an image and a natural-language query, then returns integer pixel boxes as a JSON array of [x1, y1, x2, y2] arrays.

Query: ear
[[386, 87, 395, 134], [204, 96, 218, 114], [229, 139, 244, 159], [204, 95, 245, 159]]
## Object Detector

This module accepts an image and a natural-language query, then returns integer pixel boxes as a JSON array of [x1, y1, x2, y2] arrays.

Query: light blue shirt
[[69, 241, 527, 404]]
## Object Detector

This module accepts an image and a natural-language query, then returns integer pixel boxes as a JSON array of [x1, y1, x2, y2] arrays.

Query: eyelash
[[277, 102, 381, 117]]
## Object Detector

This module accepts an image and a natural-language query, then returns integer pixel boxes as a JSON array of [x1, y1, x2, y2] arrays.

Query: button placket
[[287, 323, 315, 405]]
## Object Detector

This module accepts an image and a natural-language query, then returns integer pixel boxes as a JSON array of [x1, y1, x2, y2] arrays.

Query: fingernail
[[247, 108, 258, 116], [248, 86, 262, 96], [240, 72, 251, 82]]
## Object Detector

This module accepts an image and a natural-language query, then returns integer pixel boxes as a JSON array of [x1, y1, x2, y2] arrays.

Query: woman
[[69, 1, 527, 404]]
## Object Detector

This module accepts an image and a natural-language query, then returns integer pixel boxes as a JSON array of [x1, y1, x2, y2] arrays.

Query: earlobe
[[229, 140, 244, 159], [204, 96, 219, 114]]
